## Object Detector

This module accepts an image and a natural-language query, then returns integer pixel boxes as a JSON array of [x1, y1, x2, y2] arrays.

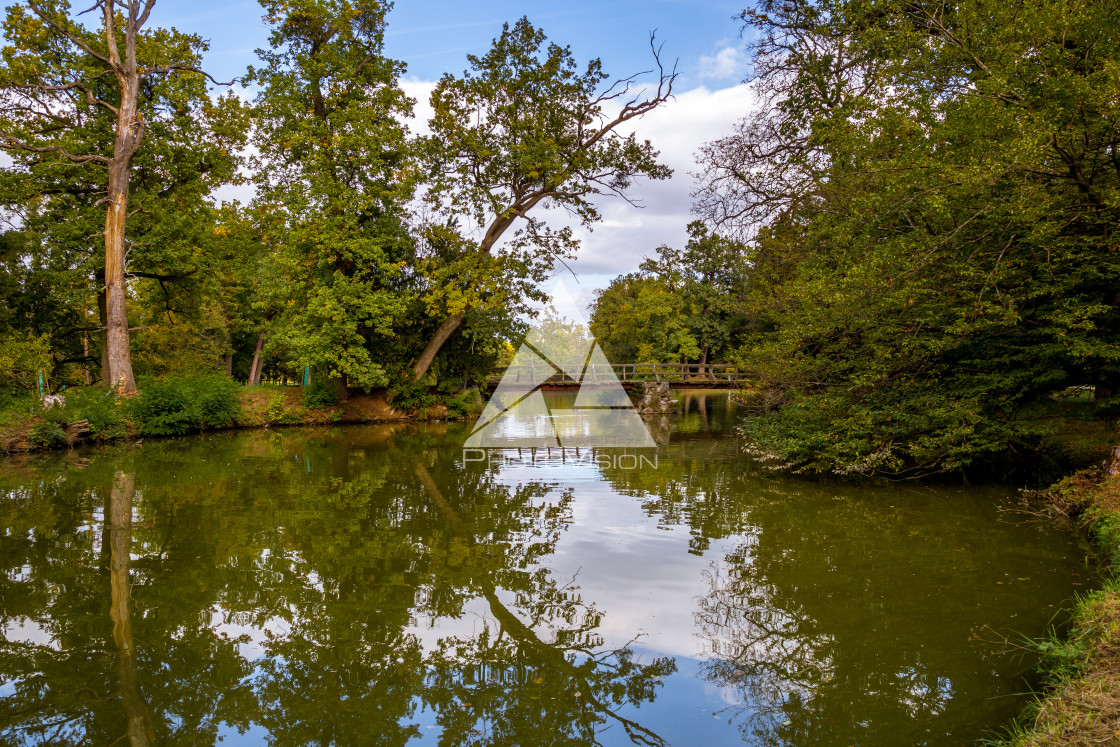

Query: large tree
[[696, 0, 1120, 476], [0, 0, 240, 392], [410, 17, 676, 381], [248, 0, 415, 394]]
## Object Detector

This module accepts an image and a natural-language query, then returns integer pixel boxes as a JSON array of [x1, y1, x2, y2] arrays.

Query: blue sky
[[149, 1, 759, 307], [160, 0, 751, 86]]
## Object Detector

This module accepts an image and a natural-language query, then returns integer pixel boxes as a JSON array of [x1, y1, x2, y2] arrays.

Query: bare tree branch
[[0, 135, 109, 164]]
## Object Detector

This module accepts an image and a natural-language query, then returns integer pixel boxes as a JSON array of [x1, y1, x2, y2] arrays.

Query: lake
[[0, 390, 1099, 745]]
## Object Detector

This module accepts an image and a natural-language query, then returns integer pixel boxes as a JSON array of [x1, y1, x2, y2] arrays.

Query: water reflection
[[108, 472, 156, 746], [0, 393, 1101, 746]]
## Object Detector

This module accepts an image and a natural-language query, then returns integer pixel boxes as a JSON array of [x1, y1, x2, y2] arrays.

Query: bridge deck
[[486, 363, 749, 389]]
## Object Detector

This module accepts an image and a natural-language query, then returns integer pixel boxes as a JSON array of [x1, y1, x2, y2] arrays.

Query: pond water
[[0, 390, 1100, 746]]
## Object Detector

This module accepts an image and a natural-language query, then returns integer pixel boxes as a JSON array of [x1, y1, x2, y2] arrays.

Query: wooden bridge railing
[[487, 362, 750, 386]]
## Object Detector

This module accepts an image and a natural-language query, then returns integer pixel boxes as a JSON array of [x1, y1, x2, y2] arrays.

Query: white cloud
[[559, 82, 759, 311], [698, 46, 746, 81]]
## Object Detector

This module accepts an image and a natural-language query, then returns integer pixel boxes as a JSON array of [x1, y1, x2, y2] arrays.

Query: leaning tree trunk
[[411, 313, 464, 381], [248, 334, 266, 385]]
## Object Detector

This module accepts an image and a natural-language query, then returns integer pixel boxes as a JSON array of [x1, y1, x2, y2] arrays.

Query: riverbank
[[0, 382, 478, 454], [1000, 466, 1120, 746]]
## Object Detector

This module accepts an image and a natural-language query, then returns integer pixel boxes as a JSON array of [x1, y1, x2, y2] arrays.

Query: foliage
[[0, 0, 249, 389], [0, 329, 51, 393], [408, 16, 675, 379], [443, 389, 480, 419], [247, 0, 415, 392], [128, 378, 196, 436], [591, 222, 749, 364], [127, 375, 241, 436], [59, 387, 127, 440], [301, 379, 338, 410], [387, 377, 440, 411], [689, 0, 1120, 476], [190, 375, 242, 429], [26, 420, 66, 448]]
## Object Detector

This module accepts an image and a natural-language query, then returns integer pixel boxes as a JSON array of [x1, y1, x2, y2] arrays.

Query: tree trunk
[[223, 354, 233, 376], [102, 40, 143, 393], [412, 313, 464, 381], [248, 334, 266, 385], [96, 270, 109, 382], [108, 471, 156, 745], [1104, 446, 1120, 477]]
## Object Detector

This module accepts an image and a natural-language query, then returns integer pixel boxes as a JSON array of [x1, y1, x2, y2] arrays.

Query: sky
[[153, 0, 759, 310]]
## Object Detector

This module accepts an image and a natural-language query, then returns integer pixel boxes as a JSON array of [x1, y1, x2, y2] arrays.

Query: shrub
[[128, 378, 195, 435], [388, 377, 439, 411], [27, 421, 67, 448], [0, 392, 38, 428], [127, 375, 242, 436], [302, 379, 338, 410], [190, 375, 241, 428], [59, 387, 127, 440], [0, 331, 51, 395], [265, 392, 302, 424], [445, 389, 480, 419]]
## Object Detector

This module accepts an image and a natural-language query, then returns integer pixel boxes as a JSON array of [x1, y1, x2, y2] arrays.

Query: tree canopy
[[683, 0, 1120, 476]]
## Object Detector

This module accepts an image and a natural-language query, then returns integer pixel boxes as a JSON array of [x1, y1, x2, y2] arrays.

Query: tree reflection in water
[[694, 544, 957, 747], [0, 415, 1098, 746], [0, 434, 673, 745]]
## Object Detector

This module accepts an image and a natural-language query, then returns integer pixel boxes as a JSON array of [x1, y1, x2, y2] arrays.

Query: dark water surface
[[0, 390, 1100, 745]]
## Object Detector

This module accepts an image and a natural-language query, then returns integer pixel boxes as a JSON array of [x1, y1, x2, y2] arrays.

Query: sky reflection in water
[[0, 390, 1101, 746]]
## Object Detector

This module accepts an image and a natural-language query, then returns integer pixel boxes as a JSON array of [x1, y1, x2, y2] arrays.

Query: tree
[[590, 271, 699, 363], [590, 221, 749, 364], [248, 0, 415, 395], [696, 0, 1120, 476], [0, 0, 240, 392], [410, 17, 676, 381]]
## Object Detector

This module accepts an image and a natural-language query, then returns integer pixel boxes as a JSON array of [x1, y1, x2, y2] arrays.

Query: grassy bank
[[995, 469, 1120, 746], [0, 377, 481, 454]]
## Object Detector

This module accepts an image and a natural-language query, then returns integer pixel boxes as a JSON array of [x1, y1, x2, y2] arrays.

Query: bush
[[445, 389, 480, 419], [266, 392, 300, 424], [27, 421, 67, 448], [127, 375, 241, 436], [0, 331, 51, 394], [59, 388, 127, 440], [0, 391, 38, 428], [190, 375, 241, 428], [128, 378, 195, 435], [388, 377, 439, 411], [302, 379, 338, 410]]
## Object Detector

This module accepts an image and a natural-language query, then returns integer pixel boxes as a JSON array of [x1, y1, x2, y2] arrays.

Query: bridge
[[485, 363, 750, 389]]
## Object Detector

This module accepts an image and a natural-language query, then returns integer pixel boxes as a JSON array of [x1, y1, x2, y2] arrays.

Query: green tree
[[247, 0, 415, 395], [590, 222, 749, 364], [0, 0, 244, 392], [409, 17, 676, 381], [694, 0, 1120, 476]]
